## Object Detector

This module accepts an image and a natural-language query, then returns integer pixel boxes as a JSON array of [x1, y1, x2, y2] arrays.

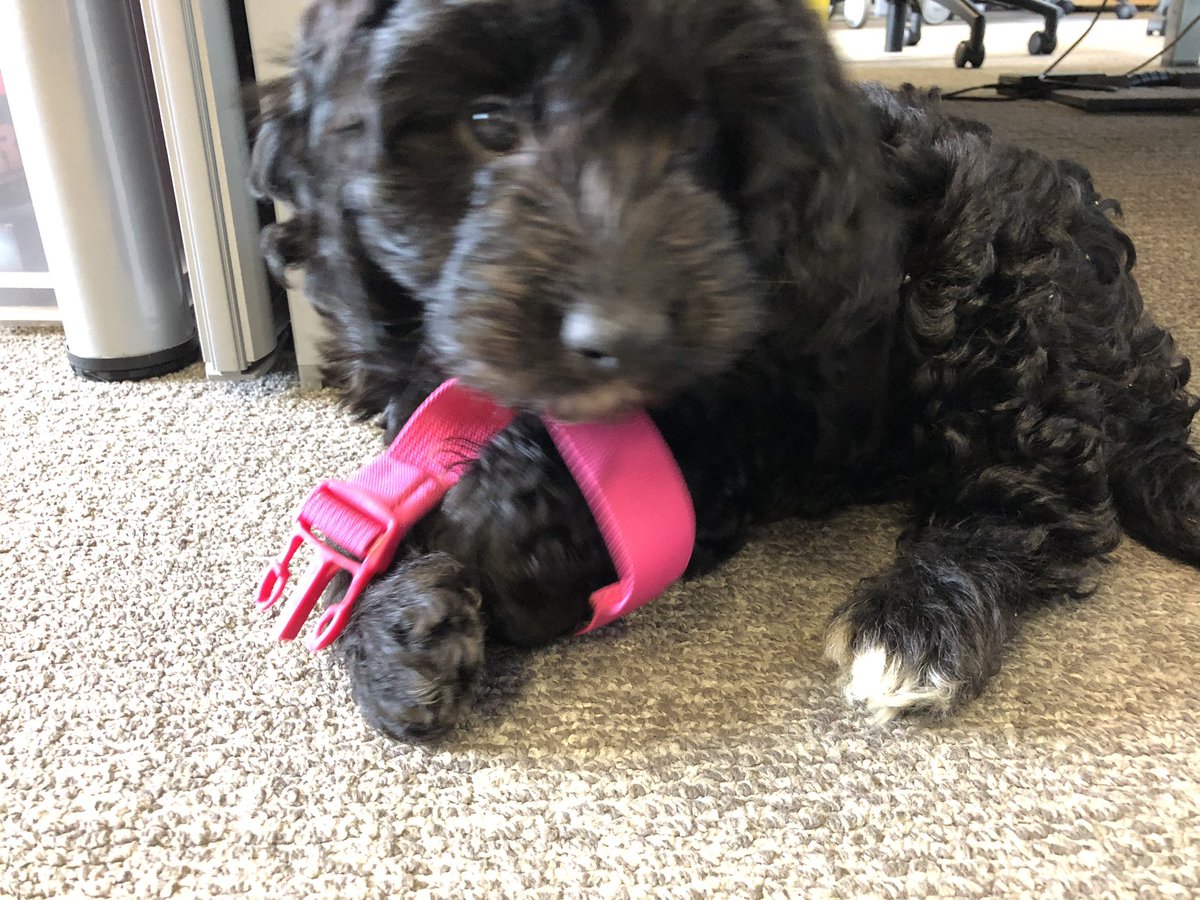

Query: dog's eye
[[468, 99, 521, 154]]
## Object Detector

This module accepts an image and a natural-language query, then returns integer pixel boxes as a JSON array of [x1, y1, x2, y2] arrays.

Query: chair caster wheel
[[1056, 0, 1075, 13], [905, 10, 922, 46], [1115, 2, 1136, 18], [921, 0, 952, 25], [954, 40, 985, 68], [843, 0, 870, 28], [1028, 30, 1057, 54]]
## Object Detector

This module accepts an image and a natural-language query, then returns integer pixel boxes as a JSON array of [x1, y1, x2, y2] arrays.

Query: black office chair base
[[888, 0, 1063, 67]]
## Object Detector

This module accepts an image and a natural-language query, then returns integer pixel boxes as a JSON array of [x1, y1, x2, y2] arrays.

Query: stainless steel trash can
[[0, 0, 199, 380]]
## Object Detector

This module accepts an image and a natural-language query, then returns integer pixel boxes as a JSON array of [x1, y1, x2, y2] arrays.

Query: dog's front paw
[[824, 631, 961, 725], [823, 557, 1011, 724], [337, 553, 484, 741]]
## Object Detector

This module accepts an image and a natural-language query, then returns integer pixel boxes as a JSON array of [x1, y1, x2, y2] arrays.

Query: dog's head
[[253, 0, 893, 420]]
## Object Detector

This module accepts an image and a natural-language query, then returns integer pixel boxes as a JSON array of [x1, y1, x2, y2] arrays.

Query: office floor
[[3, 13, 1198, 897]]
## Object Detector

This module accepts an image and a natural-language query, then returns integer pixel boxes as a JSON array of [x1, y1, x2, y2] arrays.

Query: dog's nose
[[561, 304, 668, 372]]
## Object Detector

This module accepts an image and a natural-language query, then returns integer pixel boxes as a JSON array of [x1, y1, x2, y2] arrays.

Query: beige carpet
[[3, 20, 1199, 898]]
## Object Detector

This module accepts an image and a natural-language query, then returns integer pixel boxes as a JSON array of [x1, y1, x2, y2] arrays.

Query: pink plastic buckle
[[255, 378, 696, 654], [255, 480, 406, 652]]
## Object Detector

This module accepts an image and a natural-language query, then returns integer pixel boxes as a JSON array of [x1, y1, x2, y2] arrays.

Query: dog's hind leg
[[1053, 169, 1200, 565], [1102, 308, 1200, 566], [1111, 435, 1200, 567]]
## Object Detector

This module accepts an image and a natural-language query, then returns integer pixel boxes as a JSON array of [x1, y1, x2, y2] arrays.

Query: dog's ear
[[250, 69, 319, 284], [721, 3, 901, 346], [249, 0, 397, 281]]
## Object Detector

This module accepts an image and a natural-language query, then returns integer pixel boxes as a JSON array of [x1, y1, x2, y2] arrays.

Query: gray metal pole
[[1165, 0, 1200, 66], [0, 0, 199, 380]]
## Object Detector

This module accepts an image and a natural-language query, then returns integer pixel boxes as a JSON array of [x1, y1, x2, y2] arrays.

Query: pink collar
[[256, 379, 695, 652]]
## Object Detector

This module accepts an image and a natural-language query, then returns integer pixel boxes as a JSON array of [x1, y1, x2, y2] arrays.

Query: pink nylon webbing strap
[[544, 417, 695, 632], [256, 380, 695, 651]]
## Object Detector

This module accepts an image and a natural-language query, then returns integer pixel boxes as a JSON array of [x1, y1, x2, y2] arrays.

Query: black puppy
[[251, 0, 1200, 739]]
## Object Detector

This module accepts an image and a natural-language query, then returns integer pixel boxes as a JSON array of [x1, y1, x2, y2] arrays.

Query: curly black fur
[[252, 0, 1200, 738]]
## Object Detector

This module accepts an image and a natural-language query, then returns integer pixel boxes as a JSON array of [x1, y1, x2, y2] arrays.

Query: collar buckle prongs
[[255, 479, 405, 653]]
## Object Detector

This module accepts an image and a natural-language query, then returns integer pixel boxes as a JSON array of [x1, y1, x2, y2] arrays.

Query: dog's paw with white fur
[[824, 624, 962, 724], [823, 556, 1012, 724]]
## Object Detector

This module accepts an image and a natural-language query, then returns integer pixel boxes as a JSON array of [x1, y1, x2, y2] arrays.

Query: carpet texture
[[3, 56, 1199, 898]]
